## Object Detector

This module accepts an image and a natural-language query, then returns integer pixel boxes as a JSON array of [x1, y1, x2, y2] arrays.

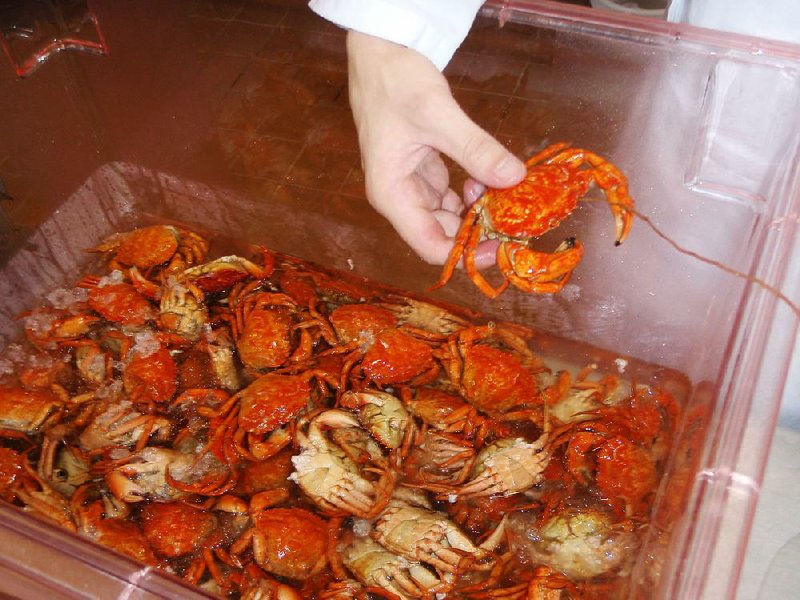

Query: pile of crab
[[0, 224, 681, 599]]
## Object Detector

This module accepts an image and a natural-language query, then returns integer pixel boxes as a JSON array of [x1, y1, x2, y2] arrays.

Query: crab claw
[[608, 186, 634, 246], [496, 238, 584, 295], [584, 153, 634, 245]]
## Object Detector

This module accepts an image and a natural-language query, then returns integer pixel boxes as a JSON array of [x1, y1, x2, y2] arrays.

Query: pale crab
[[105, 447, 233, 502], [77, 399, 172, 452], [458, 434, 551, 498], [339, 389, 413, 451], [431, 142, 634, 298], [158, 277, 209, 342], [372, 496, 506, 575], [342, 537, 451, 600], [289, 409, 395, 518]]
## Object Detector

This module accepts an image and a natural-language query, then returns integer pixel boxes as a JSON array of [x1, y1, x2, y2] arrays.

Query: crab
[[342, 537, 451, 599], [69, 340, 114, 387], [552, 391, 676, 516], [0, 386, 64, 436], [359, 328, 439, 387], [235, 566, 303, 600], [328, 303, 398, 346], [77, 399, 172, 452], [21, 308, 101, 348], [87, 225, 209, 275], [508, 508, 637, 582], [14, 462, 76, 531], [158, 277, 209, 342], [371, 497, 505, 575], [227, 283, 332, 371], [182, 251, 273, 293], [400, 386, 488, 440], [564, 430, 658, 517], [71, 485, 158, 565], [440, 324, 545, 416], [80, 279, 157, 327], [36, 439, 90, 497], [105, 447, 233, 502], [140, 501, 225, 585], [289, 409, 395, 518], [431, 142, 634, 298], [226, 372, 315, 460], [457, 435, 551, 498], [402, 429, 476, 488], [122, 343, 178, 411], [230, 507, 328, 581], [339, 389, 412, 451], [204, 327, 241, 390]]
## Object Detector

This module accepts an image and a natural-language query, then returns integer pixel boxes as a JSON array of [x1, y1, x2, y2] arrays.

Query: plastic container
[[1, 0, 799, 598]]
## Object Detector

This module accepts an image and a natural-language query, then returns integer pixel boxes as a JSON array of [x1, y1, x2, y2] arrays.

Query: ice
[[23, 309, 57, 334], [97, 270, 125, 287], [0, 359, 14, 376], [85, 352, 108, 374], [22, 353, 58, 374], [0, 343, 27, 374], [351, 518, 371, 537], [95, 379, 123, 400], [131, 330, 160, 358], [47, 287, 89, 309]]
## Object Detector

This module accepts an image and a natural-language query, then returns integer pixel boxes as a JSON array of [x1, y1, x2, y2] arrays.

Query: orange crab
[[440, 324, 545, 416], [87, 225, 209, 275], [431, 142, 634, 298], [123, 346, 178, 411], [230, 507, 328, 581]]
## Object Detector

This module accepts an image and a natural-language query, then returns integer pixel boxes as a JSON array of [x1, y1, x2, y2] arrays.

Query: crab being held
[[431, 142, 634, 298]]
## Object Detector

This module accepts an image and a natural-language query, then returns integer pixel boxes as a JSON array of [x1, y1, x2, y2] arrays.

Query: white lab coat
[[308, 0, 484, 70]]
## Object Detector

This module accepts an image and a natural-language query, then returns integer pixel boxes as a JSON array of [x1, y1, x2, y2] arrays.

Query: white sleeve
[[308, 0, 484, 70]]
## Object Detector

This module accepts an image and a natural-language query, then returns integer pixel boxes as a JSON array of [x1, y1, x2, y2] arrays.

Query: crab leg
[[465, 222, 509, 299], [525, 141, 571, 167], [546, 148, 634, 244], [429, 200, 482, 291]]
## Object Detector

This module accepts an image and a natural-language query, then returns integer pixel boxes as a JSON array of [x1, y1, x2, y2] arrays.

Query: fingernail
[[465, 183, 486, 204], [493, 156, 526, 184]]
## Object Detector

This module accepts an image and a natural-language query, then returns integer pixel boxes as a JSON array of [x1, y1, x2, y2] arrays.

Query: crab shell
[[481, 162, 589, 241], [250, 508, 328, 580]]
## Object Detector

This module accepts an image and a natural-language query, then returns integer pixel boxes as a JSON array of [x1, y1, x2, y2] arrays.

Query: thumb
[[431, 97, 526, 188]]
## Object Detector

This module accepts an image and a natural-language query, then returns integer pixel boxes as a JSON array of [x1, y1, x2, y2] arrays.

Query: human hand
[[346, 31, 526, 267]]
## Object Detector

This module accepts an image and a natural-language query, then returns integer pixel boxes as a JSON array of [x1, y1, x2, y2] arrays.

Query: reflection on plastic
[[688, 59, 800, 206], [0, 0, 107, 78]]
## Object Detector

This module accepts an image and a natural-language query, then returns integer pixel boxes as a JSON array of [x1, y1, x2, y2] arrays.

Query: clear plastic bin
[[1, 0, 799, 598]]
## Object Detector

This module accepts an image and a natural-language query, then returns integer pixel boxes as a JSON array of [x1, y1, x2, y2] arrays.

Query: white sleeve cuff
[[309, 0, 484, 70]]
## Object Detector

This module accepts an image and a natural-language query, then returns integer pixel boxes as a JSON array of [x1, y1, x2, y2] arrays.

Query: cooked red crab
[[431, 142, 634, 298]]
